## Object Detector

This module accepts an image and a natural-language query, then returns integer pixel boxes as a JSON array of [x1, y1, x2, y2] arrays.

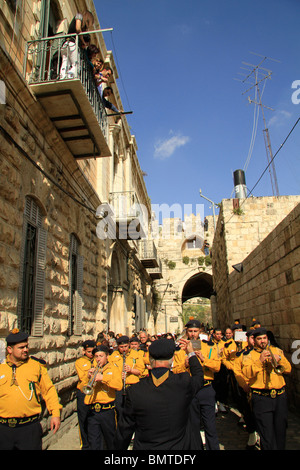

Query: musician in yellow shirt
[[173, 320, 221, 450], [241, 327, 291, 450], [0, 329, 62, 450], [108, 335, 145, 419], [84, 345, 122, 450], [75, 339, 95, 450]]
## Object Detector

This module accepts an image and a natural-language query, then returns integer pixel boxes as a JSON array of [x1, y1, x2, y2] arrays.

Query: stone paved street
[[46, 406, 300, 451]]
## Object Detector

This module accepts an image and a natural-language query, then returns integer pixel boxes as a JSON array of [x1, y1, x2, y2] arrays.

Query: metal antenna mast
[[237, 53, 280, 196]]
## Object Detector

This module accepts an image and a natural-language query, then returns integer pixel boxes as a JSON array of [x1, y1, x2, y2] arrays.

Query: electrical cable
[[224, 117, 300, 225]]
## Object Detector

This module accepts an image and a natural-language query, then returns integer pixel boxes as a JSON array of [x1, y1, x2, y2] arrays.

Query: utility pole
[[237, 53, 280, 197], [199, 189, 216, 231]]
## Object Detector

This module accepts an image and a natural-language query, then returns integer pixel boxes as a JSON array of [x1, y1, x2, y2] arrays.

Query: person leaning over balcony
[[60, 11, 95, 80], [102, 87, 120, 114], [94, 63, 113, 95], [0, 329, 62, 450]]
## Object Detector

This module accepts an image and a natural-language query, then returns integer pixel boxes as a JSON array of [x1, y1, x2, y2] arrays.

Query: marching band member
[[241, 327, 291, 450], [129, 336, 150, 379], [232, 330, 258, 449], [114, 337, 204, 450], [173, 320, 221, 450], [0, 329, 62, 450], [108, 336, 145, 418], [75, 339, 95, 450], [84, 345, 122, 450]]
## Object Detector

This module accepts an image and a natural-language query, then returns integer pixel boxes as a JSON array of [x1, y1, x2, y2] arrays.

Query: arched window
[[17, 196, 47, 336], [68, 234, 83, 336], [185, 236, 202, 250]]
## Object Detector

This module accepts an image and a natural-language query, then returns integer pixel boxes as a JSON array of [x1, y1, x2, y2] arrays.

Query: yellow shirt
[[84, 361, 122, 405], [75, 356, 93, 392], [232, 348, 252, 389], [172, 342, 221, 381], [241, 346, 291, 389], [108, 349, 145, 385], [0, 357, 62, 418], [223, 340, 248, 370]]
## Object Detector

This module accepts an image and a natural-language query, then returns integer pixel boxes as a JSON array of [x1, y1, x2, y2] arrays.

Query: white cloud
[[154, 132, 190, 160], [268, 110, 292, 127]]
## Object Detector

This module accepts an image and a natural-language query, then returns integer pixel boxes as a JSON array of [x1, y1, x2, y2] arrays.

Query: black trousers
[[87, 407, 116, 450], [0, 421, 42, 450], [251, 391, 288, 450], [213, 364, 229, 404], [190, 384, 220, 450], [76, 389, 90, 450]]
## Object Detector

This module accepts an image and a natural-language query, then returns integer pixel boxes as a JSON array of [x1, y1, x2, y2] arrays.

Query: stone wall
[[0, 0, 155, 446], [153, 214, 215, 333], [212, 197, 300, 407]]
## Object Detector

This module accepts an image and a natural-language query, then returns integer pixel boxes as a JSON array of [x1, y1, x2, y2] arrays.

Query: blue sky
[[95, 0, 300, 221]]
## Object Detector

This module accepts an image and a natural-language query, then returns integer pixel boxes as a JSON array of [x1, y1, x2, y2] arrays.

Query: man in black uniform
[[114, 337, 204, 450]]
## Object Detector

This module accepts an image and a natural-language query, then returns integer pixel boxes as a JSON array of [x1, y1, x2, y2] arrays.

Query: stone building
[[151, 212, 216, 334], [212, 195, 300, 407], [0, 0, 161, 443]]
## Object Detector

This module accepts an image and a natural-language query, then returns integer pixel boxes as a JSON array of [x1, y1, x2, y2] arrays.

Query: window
[[186, 237, 202, 249], [17, 197, 47, 336], [68, 234, 83, 336]]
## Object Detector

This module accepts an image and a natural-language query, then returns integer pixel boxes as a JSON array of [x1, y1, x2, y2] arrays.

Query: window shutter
[[74, 254, 83, 335], [17, 217, 29, 329], [68, 240, 73, 336], [32, 227, 47, 336]]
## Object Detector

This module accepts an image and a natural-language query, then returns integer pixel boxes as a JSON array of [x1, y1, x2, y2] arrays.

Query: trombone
[[82, 362, 103, 395], [267, 342, 285, 375]]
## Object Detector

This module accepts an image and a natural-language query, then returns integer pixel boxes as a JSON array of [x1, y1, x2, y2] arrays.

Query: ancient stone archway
[[180, 272, 216, 326], [181, 272, 214, 303]]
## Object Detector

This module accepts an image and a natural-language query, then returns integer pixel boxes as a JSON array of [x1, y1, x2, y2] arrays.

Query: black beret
[[185, 319, 201, 329], [117, 335, 129, 345], [252, 327, 268, 338], [82, 340, 96, 349], [6, 329, 28, 344], [246, 329, 255, 337], [93, 345, 109, 354], [129, 336, 140, 343], [149, 338, 176, 360]]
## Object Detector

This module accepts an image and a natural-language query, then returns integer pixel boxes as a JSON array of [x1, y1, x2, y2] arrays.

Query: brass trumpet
[[267, 342, 285, 375], [82, 362, 103, 395]]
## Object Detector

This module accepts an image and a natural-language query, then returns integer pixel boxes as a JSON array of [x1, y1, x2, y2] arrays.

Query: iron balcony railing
[[23, 33, 108, 140], [139, 239, 158, 261], [108, 191, 143, 219]]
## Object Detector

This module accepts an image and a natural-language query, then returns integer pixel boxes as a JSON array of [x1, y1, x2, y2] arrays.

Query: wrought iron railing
[[139, 239, 158, 261], [108, 191, 143, 219], [23, 33, 108, 140]]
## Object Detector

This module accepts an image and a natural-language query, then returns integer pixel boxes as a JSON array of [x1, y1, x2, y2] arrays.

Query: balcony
[[23, 34, 111, 159], [138, 240, 158, 268], [108, 191, 147, 240], [147, 258, 163, 279]]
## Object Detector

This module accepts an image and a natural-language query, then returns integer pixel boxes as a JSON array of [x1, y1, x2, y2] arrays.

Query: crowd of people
[[73, 318, 291, 451], [0, 318, 292, 451]]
